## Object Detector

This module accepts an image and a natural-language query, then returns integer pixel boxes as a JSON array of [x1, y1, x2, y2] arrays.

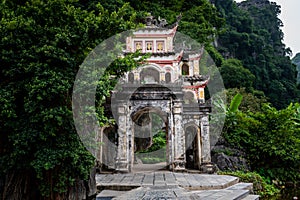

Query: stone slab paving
[[96, 172, 239, 190], [96, 172, 259, 200]]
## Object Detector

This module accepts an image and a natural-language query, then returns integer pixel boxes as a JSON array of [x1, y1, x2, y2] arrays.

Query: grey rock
[[212, 152, 250, 171]]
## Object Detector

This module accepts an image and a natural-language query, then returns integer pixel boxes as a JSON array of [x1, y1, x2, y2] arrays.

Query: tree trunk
[[0, 167, 96, 200], [1, 170, 38, 200]]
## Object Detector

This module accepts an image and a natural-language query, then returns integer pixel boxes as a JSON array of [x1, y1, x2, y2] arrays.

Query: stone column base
[[200, 162, 217, 174], [115, 158, 129, 173], [172, 158, 186, 172]]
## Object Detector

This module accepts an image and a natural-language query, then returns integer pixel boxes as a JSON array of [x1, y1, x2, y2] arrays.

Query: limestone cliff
[[292, 53, 300, 84]]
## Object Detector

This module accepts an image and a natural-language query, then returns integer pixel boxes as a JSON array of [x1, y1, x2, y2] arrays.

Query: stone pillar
[[126, 110, 134, 172], [201, 115, 210, 162], [172, 100, 186, 171], [167, 111, 174, 169], [200, 115, 215, 173], [196, 124, 202, 169], [134, 71, 140, 84], [160, 71, 165, 83], [194, 60, 199, 75], [115, 104, 129, 172]]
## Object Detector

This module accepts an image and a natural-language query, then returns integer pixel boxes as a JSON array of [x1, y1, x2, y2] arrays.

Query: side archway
[[184, 124, 201, 169]]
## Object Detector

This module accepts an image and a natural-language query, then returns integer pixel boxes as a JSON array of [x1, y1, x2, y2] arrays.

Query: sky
[[234, 0, 300, 56]]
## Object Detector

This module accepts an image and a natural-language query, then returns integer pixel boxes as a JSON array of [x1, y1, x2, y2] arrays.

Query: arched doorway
[[131, 107, 169, 172], [140, 67, 160, 83], [165, 72, 171, 83], [113, 84, 187, 172], [185, 125, 201, 169]]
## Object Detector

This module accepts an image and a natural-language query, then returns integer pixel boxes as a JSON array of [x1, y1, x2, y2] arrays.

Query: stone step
[[96, 188, 258, 200], [112, 186, 189, 200], [191, 189, 249, 200], [226, 182, 253, 191], [96, 190, 126, 200], [241, 195, 260, 200]]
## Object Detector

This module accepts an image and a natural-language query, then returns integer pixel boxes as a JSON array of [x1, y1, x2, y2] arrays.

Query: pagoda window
[[182, 64, 189, 76], [135, 41, 142, 51], [146, 42, 153, 52], [156, 41, 164, 52], [165, 72, 171, 83]]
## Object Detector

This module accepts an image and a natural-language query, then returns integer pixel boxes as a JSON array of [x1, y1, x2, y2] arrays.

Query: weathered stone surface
[[212, 152, 249, 172], [96, 172, 239, 190], [96, 172, 259, 200], [211, 145, 250, 171], [87, 167, 97, 197]]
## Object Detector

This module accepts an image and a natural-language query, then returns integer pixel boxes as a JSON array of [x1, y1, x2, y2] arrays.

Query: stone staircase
[[96, 172, 260, 200], [191, 182, 260, 200]]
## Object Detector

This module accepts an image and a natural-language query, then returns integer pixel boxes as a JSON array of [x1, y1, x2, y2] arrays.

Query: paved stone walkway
[[131, 162, 167, 173], [112, 186, 259, 200], [96, 172, 260, 199], [96, 172, 239, 190]]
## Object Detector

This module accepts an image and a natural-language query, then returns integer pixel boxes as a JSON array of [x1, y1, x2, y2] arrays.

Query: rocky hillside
[[292, 53, 300, 84]]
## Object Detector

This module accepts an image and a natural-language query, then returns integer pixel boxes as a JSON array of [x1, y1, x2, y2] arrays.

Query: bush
[[218, 171, 280, 197], [222, 103, 300, 184]]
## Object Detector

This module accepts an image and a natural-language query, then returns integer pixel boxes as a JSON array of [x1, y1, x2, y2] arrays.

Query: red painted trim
[[134, 34, 173, 37]]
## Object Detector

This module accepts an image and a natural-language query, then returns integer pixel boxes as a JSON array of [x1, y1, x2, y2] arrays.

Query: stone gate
[[98, 16, 213, 173]]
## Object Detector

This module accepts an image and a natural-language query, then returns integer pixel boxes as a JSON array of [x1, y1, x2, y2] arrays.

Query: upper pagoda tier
[[125, 15, 180, 55]]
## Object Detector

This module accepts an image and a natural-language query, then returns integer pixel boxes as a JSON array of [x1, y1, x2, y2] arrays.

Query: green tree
[[215, 0, 299, 109], [222, 103, 300, 183], [226, 88, 267, 112], [0, 1, 142, 199], [220, 59, 255, 91]]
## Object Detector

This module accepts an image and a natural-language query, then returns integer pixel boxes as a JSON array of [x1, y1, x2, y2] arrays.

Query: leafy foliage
[[229, 93, 243, 113], [222, 103, 300, 183], [226, 88, 267, 112], [137, 130, 167, 164], [219, 171, 280, 197], [220, 59, 255, 91], [1, 0, 300, 198], [141, 131, 167, 153], [0, 0, 142, 198], [214, 0, 299, 109]]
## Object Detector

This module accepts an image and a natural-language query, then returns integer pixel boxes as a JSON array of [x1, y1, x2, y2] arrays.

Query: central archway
[[131, 107, 169, 172], [114, 84, 188, 172]]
